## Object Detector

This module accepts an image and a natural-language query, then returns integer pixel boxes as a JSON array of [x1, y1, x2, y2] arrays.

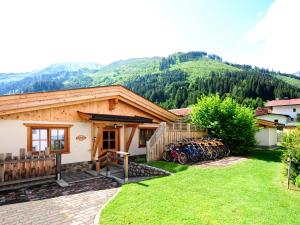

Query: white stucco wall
[[0, 119, 155, 165], [0, 120, 91, 164], [256, 114, 288, 125], [255, 127, 277, 146], [271, 105, 300, 120], [119, 126, 148, 155]]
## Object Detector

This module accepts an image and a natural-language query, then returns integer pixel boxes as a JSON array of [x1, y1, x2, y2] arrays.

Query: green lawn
[[100, 150, 300, 225]]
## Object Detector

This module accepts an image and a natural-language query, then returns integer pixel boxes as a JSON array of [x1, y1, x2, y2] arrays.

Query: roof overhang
[[257, 119, 285, 128], [0, 85, 179, 122], [78, 111, 153, 123]]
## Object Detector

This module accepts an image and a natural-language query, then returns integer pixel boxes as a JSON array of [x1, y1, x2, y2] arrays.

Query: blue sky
[[0, 0, 298, 73]]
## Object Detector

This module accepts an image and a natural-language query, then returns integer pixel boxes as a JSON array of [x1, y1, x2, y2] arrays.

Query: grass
[[100, 150, 300, 225]]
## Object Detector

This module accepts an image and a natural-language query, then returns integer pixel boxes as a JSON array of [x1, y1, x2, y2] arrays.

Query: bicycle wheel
[[178, 152, 188, 164], [162, 151, 172, 162]]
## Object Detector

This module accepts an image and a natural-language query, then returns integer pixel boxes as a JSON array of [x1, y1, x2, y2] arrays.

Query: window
[[32, 129, 48, 151], [25, 124, 72, 154], [103, 130, 117, 150], [293, 108, 297, 112], [139, 128, 156, 147]]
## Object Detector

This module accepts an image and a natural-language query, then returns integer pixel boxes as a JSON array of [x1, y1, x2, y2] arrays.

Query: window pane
[[103, 131, 108, 140], [32, 129, 40, 140], [51, 129, 58, 140], [32, 141, 40, 151], [60, 140, 65, 150], [103, 141, 109, 149], [40, 140, 48, 151], [110, 141, 115, 149], [58, 129, 65, 140], [51, 140, 61, 150], [40, 129, 48, 140], [110, 131, 115, 139]]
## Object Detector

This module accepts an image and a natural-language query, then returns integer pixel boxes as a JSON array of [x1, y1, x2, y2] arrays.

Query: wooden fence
[[146, 122, 207, 162], [0, 149, 56, 186]]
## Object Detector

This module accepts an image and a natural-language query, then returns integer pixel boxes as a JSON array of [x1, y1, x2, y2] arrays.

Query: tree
[[191, 94, 257, 155], [281, 127, 300, 186]]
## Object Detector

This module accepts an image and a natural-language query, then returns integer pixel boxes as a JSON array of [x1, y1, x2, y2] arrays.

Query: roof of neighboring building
[[168, 108, 192, 117], [257, 119, 284, 128], [0, 85, 178, 122], [256, 113, 291, 118], [266, 98, 300, 107]]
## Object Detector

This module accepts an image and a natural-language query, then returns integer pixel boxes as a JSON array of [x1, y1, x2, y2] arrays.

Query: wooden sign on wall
[[76, 135, 87, 141]]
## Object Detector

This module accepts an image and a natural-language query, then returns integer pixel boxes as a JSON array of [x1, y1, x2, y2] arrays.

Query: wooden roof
[[257, 119, 284, 128], [0, 85, 178, 122], [78, 111, 153, 123]]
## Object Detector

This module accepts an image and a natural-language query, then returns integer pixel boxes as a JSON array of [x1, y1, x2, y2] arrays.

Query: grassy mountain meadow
[[1, 51, 300, 109]]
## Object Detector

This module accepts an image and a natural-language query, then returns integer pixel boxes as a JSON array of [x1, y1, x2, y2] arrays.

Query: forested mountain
[[1, 51, 300, 109]]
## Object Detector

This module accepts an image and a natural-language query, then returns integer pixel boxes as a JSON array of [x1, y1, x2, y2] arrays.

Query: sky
[[0, 0, 298, 74]]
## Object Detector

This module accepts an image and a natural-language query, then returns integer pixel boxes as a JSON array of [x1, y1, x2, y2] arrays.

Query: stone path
[[192, 156, 248, 168], [0, 177, 120, 225]]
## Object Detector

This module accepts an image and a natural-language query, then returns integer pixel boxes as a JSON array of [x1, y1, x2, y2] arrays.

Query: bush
[[295, 176, 300, 187], [191, 94, 257, 155], [281, 127, 300, 184]]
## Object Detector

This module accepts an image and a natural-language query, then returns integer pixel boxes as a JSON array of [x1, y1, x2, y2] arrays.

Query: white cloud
[[243, 0, 300, 73], [0, 0, 182, 72]]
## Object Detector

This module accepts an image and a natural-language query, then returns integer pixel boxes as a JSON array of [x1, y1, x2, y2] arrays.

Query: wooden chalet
[[0, 85, 179, 184]]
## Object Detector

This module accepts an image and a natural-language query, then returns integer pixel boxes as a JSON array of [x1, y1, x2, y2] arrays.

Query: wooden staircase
[[146, 122, 206, 162]]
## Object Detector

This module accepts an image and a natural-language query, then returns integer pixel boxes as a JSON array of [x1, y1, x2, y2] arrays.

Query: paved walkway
[[0, 177, 120, 225], [192, 156, 248, 168]]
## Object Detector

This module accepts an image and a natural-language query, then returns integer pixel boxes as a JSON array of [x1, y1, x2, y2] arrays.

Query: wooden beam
[[23, 123, 73, 128], [125, 126, 137, 152], [124, 125, 127, 152], [108, 98, 119, 111]]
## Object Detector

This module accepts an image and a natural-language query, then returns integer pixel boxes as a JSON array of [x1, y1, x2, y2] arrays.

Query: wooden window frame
[[102, 127, 120, 151], [138, 127, 156, 148], [24, 123, 73, 154]]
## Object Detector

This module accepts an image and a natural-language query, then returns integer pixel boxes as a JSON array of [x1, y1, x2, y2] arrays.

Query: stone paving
[[192, 156, 248, 168], [0, 177, 120, 225]]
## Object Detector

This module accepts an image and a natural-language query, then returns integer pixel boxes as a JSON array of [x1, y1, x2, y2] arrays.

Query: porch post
[[124, 153, 129, 182], [56, 153, 62, 180]]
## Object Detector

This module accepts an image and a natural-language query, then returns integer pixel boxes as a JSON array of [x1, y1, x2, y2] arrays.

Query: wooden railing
[[146, 122, 207, 162], [99, 149, 129, 182], [0, 149, 56, 186]]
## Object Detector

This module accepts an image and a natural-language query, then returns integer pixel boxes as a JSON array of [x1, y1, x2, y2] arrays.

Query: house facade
[[0, 86, 178, 173], [265, 98, 300, 128]]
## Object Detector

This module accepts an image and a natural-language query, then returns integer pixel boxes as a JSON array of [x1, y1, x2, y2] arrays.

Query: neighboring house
[[265, 98, 300, 128], [255, 119, 283, 147], [256, 113, 291, 125], [168, 108, 191, 122], [0, 85, 178, 182]]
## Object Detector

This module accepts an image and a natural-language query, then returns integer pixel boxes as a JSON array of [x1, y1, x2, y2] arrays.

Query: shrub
[[281, 127, 300, 183], [295, 175, 300, 187], [191, 94, 257, 155]]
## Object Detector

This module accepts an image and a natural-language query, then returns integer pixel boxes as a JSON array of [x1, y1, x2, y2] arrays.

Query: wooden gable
[[0, 86, 178, 122]]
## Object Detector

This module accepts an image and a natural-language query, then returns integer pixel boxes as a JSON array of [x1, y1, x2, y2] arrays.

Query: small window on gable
[[293, 108, 296, 112]]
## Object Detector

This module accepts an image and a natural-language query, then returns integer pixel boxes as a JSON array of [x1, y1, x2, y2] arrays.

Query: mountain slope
[[1, 51, 300, 110], [0, 62, 101, 94]]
